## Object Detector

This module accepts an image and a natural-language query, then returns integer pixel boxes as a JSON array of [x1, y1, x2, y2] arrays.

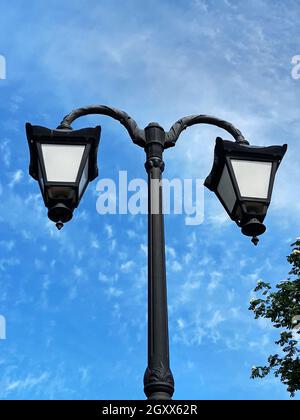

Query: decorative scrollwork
[[145, 157, 165, 173], [57, 105, 146, 148], [144, 364, 174, 387], [57, 107, 248, 150]]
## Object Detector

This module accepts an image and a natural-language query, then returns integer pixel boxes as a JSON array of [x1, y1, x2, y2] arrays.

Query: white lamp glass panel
[[79, 157, 89, 197], [41, 144, 85, 183], [231, 159, 272, 199], [217, 164, 236, 213]]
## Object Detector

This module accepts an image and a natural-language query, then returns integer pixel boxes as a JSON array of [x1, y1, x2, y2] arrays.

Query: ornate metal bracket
[[57, 104, 146, 148], [57, 107, 248, 151]]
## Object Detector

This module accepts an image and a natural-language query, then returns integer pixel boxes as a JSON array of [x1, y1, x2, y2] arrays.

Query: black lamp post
[[26, 123, 100, 229], [26, 105, 287, 400]]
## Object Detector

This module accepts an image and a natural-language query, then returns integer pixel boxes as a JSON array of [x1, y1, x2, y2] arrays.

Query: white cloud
[[110, 239, 116, 252], [171, 260, 182, 273], [9, 169, 23, 188], [177, 318, 185, 330], [176, 279, 201, 305], [73, 266, 83, 278], [0, 139, 11, 167], [120, 260, 134, 273], [78, 367, 90, 385], [140, 243, 147, 255], [127, 229, 136, 239], [207, 310, 226, 328], [105, 287, 123, 298], [105, 224, 113, 239], [98, 272, 119, 285], [90, 234, 100, 249], [6, 373, 49, 392], [207, 272, 222, 294], [166, 246, 176, 258]]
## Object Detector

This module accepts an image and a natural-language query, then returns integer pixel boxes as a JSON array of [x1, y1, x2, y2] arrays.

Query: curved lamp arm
[[165, 114, 249, 148], [57, 105, 248, 149], [57, 104, 146, 148]]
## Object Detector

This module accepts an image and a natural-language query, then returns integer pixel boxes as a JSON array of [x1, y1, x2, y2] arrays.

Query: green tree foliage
[[249, 239, 300, 397]]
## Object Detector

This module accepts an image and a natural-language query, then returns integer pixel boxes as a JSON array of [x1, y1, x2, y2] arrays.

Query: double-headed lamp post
[[26, 105, 287, 400]]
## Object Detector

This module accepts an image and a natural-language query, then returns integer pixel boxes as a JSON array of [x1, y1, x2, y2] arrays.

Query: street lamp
[[204, 137, 287, 245], [25, 105, 287, 399]]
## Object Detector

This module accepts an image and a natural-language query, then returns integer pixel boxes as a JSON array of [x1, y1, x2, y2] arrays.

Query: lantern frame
[[205, 137, 287, 231]]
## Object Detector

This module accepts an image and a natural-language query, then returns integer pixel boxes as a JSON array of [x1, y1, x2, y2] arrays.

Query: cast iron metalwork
[[205, 137, 287, 245], [165, 114, 249, 147], [26, 104, 286, 400], [143, 122, 174, 399], [26, 123, 101, 230], [57, 104, 146, 148]]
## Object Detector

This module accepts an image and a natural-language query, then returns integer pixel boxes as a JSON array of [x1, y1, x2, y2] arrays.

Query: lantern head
[[205, 137, 287, 244]]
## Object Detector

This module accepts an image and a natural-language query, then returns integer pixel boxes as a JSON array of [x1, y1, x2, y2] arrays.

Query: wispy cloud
[[5, 373, 49, 393], [8, 169, 23, 188]]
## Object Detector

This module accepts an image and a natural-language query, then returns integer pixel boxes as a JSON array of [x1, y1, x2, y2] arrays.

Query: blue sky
[[0, 0, 300, 400]]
